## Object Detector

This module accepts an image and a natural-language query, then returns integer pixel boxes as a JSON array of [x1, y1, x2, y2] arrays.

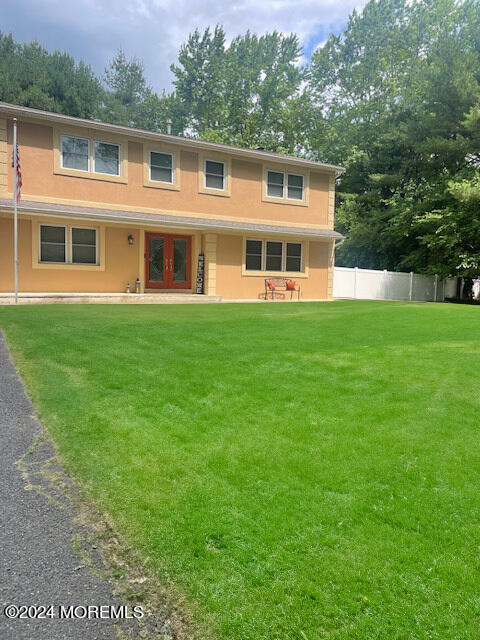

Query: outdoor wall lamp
[[127, 234, 134, 245]]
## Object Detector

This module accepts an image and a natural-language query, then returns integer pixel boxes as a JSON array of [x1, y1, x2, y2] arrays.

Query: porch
[[0, 292, 222, 305], [0, 198, 341, 301]]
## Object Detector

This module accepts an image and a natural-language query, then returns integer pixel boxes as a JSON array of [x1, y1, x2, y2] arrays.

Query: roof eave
[[0, 102, 345, 175], [0, 198, 344, 240]]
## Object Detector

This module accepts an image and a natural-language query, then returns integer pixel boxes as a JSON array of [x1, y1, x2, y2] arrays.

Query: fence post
[[409, 272, 414, 301], [353, 267, 358, 299], [434, 274, 438, 302]]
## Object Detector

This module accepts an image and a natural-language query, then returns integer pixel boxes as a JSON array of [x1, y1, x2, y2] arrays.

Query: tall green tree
[[309, 0, 480, 275], [171, 26, 227, 133], [171, 27, 306, 151], [0, 32, 103, 117], [99, 49, 185, 134]]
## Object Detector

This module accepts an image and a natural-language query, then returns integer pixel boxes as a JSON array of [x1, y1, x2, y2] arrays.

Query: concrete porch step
[[0, 293, 223, 305]]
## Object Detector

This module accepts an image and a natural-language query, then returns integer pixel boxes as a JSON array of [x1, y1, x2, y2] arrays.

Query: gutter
[[0, 199, 344, 241], [0, 102, 345, 177]]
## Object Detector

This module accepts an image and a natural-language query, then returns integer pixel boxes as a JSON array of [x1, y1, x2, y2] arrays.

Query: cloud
[[2, 0, 368, 92]]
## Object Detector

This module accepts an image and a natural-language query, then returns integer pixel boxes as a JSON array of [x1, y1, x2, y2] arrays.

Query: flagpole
[[13, 118, 18, 305]]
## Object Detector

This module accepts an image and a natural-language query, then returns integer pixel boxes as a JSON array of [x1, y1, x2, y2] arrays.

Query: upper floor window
[[59, 134, 122, 177], [266, 170, 304, 201], [150, 151, 173, 183], [40, 224, 97, 265], [267, 171, 284, 198], [287, 174, 304, 200], [245, 239, 303, 273], [94, 141, 120, 176], [205, 160, 225, 190], [61, 135, 89, 171]]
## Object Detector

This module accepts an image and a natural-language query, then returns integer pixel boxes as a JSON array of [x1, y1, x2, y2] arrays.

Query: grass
[[1, 300, 480, 639]]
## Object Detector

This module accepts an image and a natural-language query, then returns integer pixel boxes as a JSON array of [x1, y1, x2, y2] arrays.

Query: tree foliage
[[171, 26, 306, 152], [0, 32, 102, 117]]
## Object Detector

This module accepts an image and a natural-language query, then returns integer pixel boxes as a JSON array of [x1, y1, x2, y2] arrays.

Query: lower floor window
[[245, 239, 303, 272], [40, 225, 66, 263], [40, 224, 97, 264]]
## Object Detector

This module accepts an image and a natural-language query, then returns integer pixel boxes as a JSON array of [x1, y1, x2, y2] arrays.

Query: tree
[[171, 26, 227, 133], [171, 27, 306, 151], [99, 49, 186, 134], [308, 0, 480, 275], [0, 32, 103, 117]]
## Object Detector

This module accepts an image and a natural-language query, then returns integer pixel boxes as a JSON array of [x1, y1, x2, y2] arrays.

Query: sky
[[2, 0, 368, 93]]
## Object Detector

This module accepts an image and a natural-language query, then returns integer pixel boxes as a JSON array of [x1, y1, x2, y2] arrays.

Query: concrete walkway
[[0, 292, 222, 305], [0, 333, 142, 639]]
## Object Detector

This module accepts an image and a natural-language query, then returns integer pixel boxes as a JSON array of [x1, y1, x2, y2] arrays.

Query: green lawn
[[2, 300, 480, 639]]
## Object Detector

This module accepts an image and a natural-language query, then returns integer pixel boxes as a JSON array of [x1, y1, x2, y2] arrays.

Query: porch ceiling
[[0, 198, 344, 240]]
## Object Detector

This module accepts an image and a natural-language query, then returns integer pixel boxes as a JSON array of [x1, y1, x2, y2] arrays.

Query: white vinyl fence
[[333, 267, 458, 302]]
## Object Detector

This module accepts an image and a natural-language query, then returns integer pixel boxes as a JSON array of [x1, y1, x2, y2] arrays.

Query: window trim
[[198, 153, 231, 197], [60, 134, 90, 173], [143, 144, 180, 191], [263, 164, 309, 206], [53, 127, 128, 184], [33, 219, 105, 271], [243, 237, 307, 277]]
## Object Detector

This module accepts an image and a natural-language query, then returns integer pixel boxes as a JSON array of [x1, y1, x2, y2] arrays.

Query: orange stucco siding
[[0, 214, 331, 298], [215, 235, 329, 299], [0, 216, 140, 292], [7, 121, 330, 227]]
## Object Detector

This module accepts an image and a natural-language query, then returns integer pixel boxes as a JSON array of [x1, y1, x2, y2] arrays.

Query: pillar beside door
[[327, 239, 335, 299], [203, 233, 217, 295], [138, 229, 145, 293]]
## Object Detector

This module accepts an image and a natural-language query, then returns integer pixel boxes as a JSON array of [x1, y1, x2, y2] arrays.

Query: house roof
[[0, 102, 345, 176], [0, 198, 344, 240]]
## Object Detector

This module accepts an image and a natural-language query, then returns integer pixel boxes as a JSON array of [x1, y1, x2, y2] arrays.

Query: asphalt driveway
[[0, 332, 141, 640]]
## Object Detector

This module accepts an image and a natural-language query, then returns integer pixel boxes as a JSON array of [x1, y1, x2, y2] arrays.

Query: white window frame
[[93, 140, 121, 177], [60, 134, 90, 173], [245, 238, 264, 271], [245, 238, 304, 273], [149, 150, 174, 184], [285, 241, 303, 272], [266, 170, 305, 202], [71, 226, 99, 265], [265, 240, 284, 271], [286, 173, 304, 201], [204, 159, 226, 191], [39, 224, 98, 266], [39, 223, 67, 264], [266, 170, 285, 199]]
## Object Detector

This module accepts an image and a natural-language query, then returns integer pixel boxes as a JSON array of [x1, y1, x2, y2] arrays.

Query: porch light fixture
[[127, 234, 134, 245]]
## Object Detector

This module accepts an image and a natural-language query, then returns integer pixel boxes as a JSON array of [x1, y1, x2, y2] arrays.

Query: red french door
[[145, 233, 192, 289]]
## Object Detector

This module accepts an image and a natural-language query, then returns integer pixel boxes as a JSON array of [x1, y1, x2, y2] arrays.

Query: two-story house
[[0, 102, 344, 300]]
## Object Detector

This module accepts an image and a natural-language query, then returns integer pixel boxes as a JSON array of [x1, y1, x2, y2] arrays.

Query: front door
[[145, 233, 192, 289]]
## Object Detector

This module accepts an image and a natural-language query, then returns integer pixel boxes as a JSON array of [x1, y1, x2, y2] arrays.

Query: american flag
[[11, 143, 22, 201]]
